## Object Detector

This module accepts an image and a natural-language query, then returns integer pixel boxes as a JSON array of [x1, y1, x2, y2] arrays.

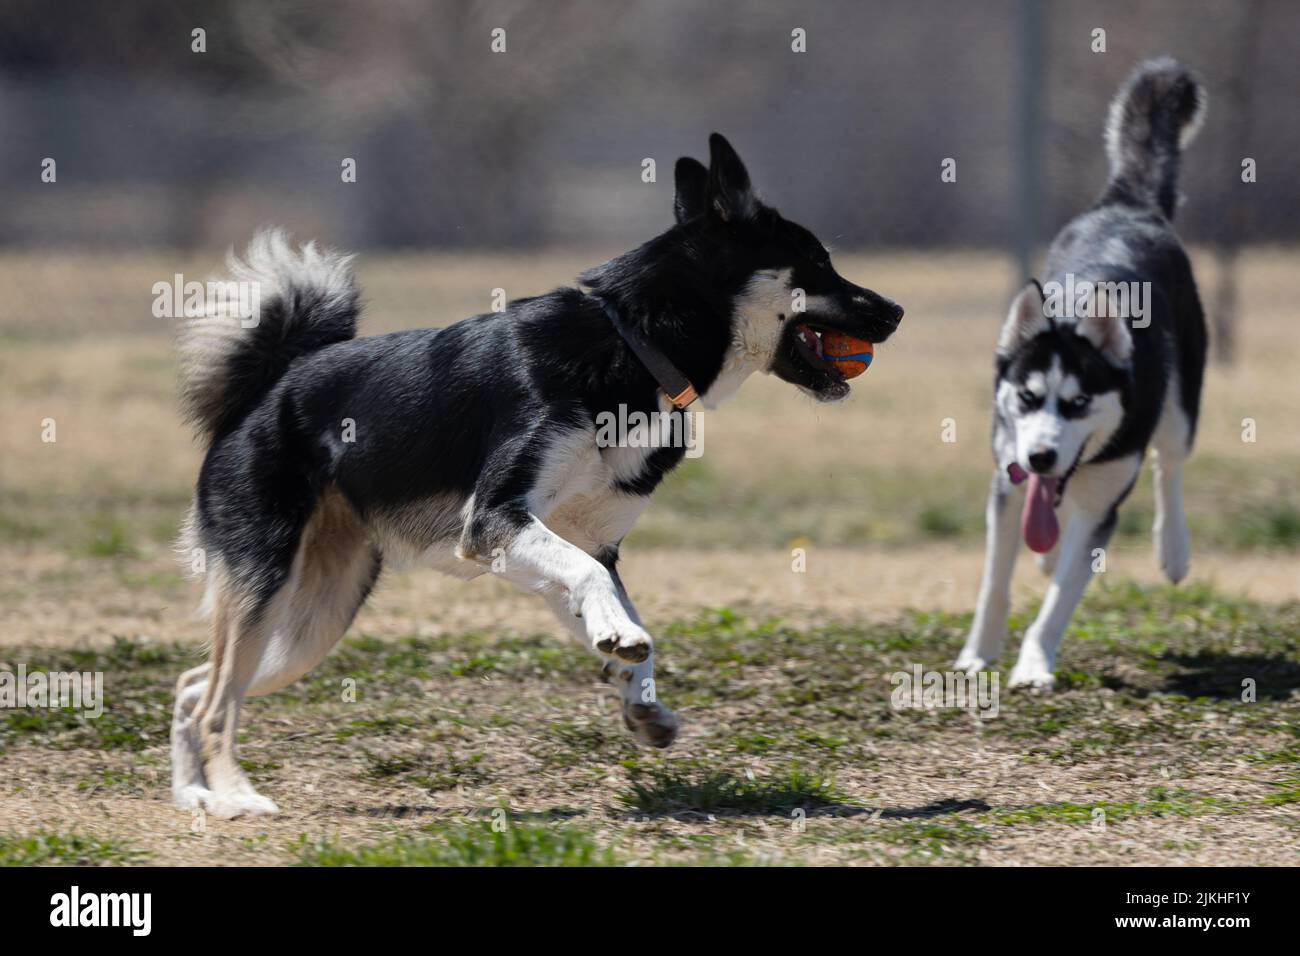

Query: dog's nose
[[1028, 449, 1057, 474], [889, 302, 904, 323]]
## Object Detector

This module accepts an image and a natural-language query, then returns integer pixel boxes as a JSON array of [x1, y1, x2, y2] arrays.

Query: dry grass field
[[0, 248, 1296, 865]]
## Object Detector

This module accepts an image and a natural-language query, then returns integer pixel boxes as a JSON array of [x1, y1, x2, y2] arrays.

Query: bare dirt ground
[[0, 250, 1296, 866]]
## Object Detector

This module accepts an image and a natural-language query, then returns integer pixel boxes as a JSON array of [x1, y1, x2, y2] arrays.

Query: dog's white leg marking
[[1152, 456, 1190, 583], [1151, 375, 1191, 583], [541, 573, 678, 748], [1008, 456, 1139, 688], [170, 663, 211, 810], [957, 469, 1022, 672], [491, 517, 652, 662]]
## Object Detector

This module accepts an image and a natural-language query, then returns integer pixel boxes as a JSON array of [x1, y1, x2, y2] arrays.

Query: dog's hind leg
[[170, 661, 212, 810], [957, 469, 1022, 673], [174, 489, 378, 817], [1151, 384, 1192, 583]]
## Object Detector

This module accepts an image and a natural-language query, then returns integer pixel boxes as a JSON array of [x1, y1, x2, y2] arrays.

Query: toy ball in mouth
[[820, 331, 874, 379]]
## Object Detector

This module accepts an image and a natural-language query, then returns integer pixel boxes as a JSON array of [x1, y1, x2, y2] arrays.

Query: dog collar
[[598, 297, 698, 409]]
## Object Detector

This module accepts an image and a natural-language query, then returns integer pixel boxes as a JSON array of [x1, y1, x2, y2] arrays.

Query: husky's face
[[995, 282, 1131, 479], [674, 134, 904, 403]]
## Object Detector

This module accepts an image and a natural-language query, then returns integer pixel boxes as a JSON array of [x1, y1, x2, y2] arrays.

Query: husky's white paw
[[203, 789, 280, 819], [1007, 663, 1055, 690], [954, 651, 989, 673], [623, 702, 680, 749], [1155, 519, 1190, 584]]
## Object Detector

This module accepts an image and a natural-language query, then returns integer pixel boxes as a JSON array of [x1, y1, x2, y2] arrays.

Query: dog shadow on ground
[[1101, 651, 1300, 701]]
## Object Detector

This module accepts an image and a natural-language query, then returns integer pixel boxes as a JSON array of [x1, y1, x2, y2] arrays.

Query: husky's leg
[[1035, 539, 1061, 577], [1009, 457, 1139, 688], [957, 469, 1022, 672], [1151, 393, 1192, 584]]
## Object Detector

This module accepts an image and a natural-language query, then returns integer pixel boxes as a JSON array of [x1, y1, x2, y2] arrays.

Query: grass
[[0, 831, 148, 865], [619, 764, 851, 817], [0, 582, 1296, 864], [294, 820, 618, 866]]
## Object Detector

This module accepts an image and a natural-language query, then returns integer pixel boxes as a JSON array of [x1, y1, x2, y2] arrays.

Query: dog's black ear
[[673, 157, 709, 224], [707, 133, 757, 223]]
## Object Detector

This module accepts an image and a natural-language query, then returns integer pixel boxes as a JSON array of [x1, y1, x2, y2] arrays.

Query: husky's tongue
[[1021, 474, 1060, 553]]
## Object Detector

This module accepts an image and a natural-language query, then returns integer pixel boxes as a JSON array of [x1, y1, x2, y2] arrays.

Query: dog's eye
[[1064, 395, 1091, 411], [1018, 389, 1041, 408]]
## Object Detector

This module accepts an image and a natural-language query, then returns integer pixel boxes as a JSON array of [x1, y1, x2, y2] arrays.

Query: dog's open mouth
[[792, 323, 845, 378], [771, 320, 850, 401]]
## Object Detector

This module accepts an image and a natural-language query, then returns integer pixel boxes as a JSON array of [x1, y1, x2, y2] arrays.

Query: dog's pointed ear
[[707, 133, 757, 223], [997, 280, 1049, 355], [673, 157, 709, 224], [1075, 298, 1134, 366]]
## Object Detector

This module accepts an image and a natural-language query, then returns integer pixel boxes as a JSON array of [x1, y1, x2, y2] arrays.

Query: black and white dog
[[956, 59, 1208, 687], [170, 133, 903, 816]]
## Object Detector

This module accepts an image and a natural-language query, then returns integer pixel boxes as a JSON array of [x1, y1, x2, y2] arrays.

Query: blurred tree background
[[0, 0, 1292, 258]]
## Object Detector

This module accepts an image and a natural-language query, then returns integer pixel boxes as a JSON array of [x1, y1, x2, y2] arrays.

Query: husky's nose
[[1028, 449, 1058, 474], [887, 301, 904, 323]]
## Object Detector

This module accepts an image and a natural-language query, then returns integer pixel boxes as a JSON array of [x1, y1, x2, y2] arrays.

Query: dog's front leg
[[957, 469, 1022, 672], [538, 554, 680, 748], [463, 509, 653, 662], [1009, 457, 1138, 688]]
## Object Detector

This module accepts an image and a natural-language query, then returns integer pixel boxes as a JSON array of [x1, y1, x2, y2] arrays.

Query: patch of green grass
[[917, 503, 966, 539], [0, 831, 147, 866], [362, 748, 491, 792], [82, 515, 138, 558], [294, 821, 617, 866], [873, 818, 991, 855], [990, 787, 1235, 827], [1228, 502, 1300, 549]]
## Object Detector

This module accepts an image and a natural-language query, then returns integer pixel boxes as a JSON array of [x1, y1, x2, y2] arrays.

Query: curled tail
[[1103, 57, 1207, 219], [176, 228, 359, 440]]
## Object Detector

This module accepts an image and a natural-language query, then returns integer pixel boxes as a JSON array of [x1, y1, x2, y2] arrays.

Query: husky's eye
[[1018, 388, 1042, 409], [1062, 394, 1092, 414]]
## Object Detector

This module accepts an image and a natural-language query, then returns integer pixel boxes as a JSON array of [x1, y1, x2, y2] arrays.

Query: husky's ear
[[707, 132, 757, 223], [1075, 303, 1134, 366], [997, 281, 1050, 355], [673, 157, 709, 224]]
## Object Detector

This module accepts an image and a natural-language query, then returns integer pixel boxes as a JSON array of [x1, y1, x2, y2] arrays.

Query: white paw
[[173, 784, 212, 812], [585, 599, 653, 662], [954, 650, 989, 673], [204, 789, 280, 819], [622, 702, 680, 748], [1007, 663, 1055, 690]]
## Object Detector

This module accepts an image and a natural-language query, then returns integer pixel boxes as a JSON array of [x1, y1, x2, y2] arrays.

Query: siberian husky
[[956, 58, 1208, 687]]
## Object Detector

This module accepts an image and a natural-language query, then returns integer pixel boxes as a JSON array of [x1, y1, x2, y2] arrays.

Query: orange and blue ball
[[821, 331, 874, 378]]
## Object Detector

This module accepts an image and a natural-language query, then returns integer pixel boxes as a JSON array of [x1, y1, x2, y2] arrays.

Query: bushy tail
[[1103, 57, 1207, 218], [176, 228, 359, 440]]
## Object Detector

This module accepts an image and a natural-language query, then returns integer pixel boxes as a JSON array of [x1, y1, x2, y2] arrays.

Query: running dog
[[956, 58, 1208, 687], [170, 134, 904, 816]]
